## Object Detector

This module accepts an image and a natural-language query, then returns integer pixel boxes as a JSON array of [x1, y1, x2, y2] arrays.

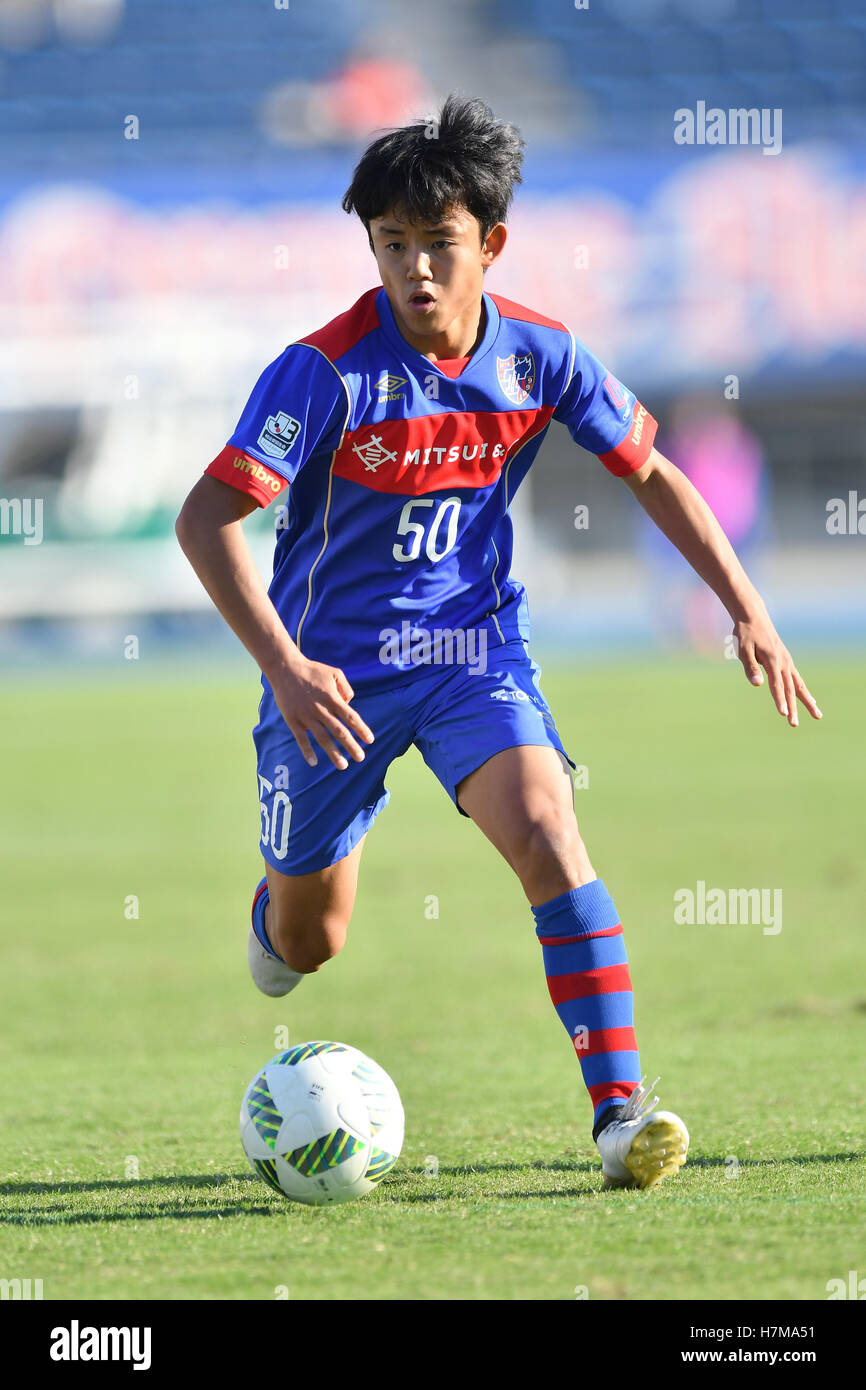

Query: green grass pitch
[[0, 653, 864, 1301]]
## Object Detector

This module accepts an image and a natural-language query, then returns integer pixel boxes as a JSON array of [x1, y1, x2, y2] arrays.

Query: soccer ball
[[239, 1041, 404, 1205]]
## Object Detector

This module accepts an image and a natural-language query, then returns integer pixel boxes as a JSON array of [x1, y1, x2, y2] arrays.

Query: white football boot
[[247, 926, 304, 997], [596, 1076, 689, 1190]]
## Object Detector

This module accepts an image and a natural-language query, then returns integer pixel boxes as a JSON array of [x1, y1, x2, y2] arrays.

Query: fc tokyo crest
[[497, 352, 535, 405]]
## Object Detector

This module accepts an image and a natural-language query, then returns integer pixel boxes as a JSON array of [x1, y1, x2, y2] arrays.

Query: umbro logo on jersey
[[231, 454, 284, 494], [375, 372, 407, 402], [352, 434, 399, 472], [257, 411, 301, 459], [630, 404, 648, 447], [497, 352, 535, 405]]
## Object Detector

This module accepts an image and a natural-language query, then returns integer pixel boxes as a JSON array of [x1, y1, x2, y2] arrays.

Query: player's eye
[[385, 242, 403, 252], [431, 240, 452, 249]]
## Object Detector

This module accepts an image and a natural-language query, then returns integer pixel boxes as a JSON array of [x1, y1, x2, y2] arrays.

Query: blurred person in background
[[638, 394, 770, 655]]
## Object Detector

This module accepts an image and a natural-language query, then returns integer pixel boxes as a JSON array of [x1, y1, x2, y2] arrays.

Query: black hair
[[341, 93, 525, 247]]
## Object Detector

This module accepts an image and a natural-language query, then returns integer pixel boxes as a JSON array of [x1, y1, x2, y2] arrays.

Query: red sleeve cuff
[[205, 445, 289, 507], [597, 401, 657, 477]]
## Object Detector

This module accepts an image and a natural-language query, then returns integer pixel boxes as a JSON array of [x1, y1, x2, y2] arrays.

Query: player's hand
[[271, 658, 375, 769], [732, 617, 822, 728]]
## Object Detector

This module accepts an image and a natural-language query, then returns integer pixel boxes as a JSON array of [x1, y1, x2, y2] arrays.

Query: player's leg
[[456, 744, 688, 1187], [249, 813, 375, 998], [453, 743, 593, 904], [248, 677, 409, 996], [415, 659, 643, 1130], [412, 641, 688, 1188], [263, 841, 365, 974], [456, 742, 642, 1128]]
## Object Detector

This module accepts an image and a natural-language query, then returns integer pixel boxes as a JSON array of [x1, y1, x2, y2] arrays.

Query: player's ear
[[481, 222, 507, 267]]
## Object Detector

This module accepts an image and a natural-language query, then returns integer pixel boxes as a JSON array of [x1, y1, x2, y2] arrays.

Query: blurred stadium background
[[1, 0, 864, 664]]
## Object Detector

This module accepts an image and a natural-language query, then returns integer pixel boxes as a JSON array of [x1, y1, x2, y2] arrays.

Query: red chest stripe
[[333, 407, 554, 495]]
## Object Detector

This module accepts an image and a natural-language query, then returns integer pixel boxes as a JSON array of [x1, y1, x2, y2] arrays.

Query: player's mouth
[[407, 289, 437, 314]]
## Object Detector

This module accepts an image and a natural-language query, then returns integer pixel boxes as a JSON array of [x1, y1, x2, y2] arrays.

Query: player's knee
[[510, 805, 592, 892], [515, 804, 578, 864]]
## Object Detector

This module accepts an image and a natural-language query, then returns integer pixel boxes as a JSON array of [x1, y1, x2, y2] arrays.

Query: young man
[[176, 95, 821, 1191]]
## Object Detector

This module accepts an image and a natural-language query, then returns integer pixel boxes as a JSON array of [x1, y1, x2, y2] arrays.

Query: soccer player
[[176, 95, 821, 1190]]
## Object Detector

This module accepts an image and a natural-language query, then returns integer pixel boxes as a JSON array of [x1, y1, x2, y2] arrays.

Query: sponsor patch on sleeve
[[598, 399, 658, 476], [205, 445, 289, 506], [602, 372, 634, 424]]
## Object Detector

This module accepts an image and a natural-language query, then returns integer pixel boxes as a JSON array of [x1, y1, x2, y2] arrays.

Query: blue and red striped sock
[[532, 879, 641, 1135], [251, 876, 282, 961]]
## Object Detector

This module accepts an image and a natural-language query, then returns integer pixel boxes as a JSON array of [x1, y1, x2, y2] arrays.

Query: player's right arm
[[175, 345, 374, 770], [175, 476, 373, 769]]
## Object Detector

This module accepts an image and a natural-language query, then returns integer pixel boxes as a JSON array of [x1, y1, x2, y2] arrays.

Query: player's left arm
[[623, 446, 822, 727]]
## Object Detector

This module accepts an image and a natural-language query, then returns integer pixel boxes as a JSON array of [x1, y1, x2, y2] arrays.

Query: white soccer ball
[[239, 1041, 404, 1205]]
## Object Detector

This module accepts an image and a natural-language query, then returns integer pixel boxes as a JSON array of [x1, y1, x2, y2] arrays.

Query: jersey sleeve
[[205, 344, 349, 506], [553, 332, 658, 477]]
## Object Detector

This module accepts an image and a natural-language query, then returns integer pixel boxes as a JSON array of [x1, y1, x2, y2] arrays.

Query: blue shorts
[[253, 639, 575, 876]]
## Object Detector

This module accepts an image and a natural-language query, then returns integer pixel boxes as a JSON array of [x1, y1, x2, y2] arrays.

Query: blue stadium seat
[[0, 48, 72, 99], [554, 28, 652, 84], [0, 0, 863, 169], [760, 0, 845, 19], [121, 0, 368, 44], [740, 71, 836, 112], [791, 21, 866, 74], [722, 22, 798, 74], [658, 73, 763, 113], [575, 73, 662, 114], [496, 0, 612, 40], [0, 0, 361, 143], [646, 25, 724, 76], [820, 71, 866, 107]]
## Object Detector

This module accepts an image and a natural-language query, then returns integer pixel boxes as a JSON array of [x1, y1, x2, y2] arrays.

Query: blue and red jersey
[[206, 286, 657, 686]]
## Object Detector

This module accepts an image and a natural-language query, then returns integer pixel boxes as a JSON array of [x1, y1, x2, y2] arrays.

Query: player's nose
[[406, 250, 433, 279]]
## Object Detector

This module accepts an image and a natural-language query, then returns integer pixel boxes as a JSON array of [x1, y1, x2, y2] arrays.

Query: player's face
[[369, 205, 506, 357]]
